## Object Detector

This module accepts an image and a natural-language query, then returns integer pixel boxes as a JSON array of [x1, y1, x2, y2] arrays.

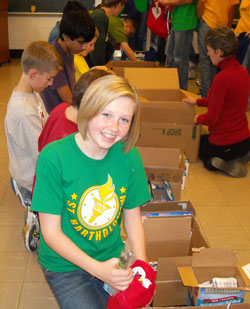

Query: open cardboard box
[[141, 202, 209, 307], [115, 67, 201, 162], [137, 146, 185, 183], [178, 248, 250, 306]]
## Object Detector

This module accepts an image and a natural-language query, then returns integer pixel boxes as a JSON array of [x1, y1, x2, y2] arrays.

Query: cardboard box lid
[[121, 67, 179, 90], [141, 200, 196, 216], [191, 248, 237, 267], [137, 147, 184, 169], [144, 216, 192, 242], [157, 256, 192, 281]]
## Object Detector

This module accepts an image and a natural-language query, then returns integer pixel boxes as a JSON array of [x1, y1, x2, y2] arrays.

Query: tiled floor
[[0, 59, 250, 308]]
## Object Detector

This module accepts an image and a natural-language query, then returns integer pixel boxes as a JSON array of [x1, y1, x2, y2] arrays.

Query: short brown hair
[[204, 26, 238, 58], [21, 41, 62, 74], [72, 68, 112, 109], [78, 75, 140, 153]]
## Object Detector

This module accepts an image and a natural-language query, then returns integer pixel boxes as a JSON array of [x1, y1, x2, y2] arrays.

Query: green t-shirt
[[108, 16, 127, 44], [171, 0, 198, 31], [31, 133, 150, 272]]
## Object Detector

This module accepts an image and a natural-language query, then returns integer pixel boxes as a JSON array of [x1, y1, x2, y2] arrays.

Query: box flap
[[238, 264, 250, 288], [180, 89, 201, 100], [137, 147, 183, 168], [189, 218, 209, 254], [140, 101, 195, 124], [122, 68, 179, 90], [178, 266, 199, 287], [157, 256, 192, 281], [192, 248, 237, 267], [141, 200, 196, 216], [144, 216, 192, 242]]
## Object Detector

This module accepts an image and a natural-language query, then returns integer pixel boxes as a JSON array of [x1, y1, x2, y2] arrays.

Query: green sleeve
[[108, 16, 127, 43], [31, 149, 64, 215]]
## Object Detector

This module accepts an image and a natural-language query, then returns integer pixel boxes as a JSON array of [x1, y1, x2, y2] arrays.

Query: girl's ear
[[28, 69, 39, 80]]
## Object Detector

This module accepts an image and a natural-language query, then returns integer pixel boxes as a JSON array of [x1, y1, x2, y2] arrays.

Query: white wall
[[8, 13, 62, 49]]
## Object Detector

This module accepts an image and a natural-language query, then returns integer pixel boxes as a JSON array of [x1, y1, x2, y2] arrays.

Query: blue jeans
[[166, 29, 194, 90], [198, 19, 218, 97], [42, 267, 109, 309]]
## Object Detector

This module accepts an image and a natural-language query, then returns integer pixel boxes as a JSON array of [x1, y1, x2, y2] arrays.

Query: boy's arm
[[196, 0, 205, 19], [56, 85, 73, 104], [120, 42, 137, 61], [123, 207, 147, 261], [159, 0, 192, 6]]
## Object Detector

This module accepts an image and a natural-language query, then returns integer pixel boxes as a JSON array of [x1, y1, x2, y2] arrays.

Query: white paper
[[95, 0, 102, 7], [242, 263, 250, 280]]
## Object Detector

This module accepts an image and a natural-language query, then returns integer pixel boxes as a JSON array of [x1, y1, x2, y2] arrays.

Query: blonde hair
[[78, 75, 140, 153], [21, 41, 62, 74]]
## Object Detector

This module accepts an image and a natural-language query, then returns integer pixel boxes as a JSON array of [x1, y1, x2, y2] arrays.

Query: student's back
[[4, 40, 61, 252], [5, 41, 61, 194]]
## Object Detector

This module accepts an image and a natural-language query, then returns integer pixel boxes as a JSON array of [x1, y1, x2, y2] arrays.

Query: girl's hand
[[182, 96, 197, 104], [194, 114, 200, 123], [97, 258, 133, 291]]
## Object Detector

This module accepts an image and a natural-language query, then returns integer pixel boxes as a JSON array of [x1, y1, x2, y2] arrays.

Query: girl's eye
[[102, 113, 110, 118], [121, 118, 130, 123]]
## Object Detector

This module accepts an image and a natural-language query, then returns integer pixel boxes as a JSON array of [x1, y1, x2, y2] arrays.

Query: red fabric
[[147, 2, 172, 38], [38, 102, 78, 152], [32, 103, 78, 193], [197, 56, 250, 146], [107, 260, 156, 309]]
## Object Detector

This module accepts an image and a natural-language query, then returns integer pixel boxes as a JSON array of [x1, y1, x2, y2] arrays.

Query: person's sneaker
[[236, 151, 250, 165], [211, 157, 247, 178], [188, 62, 196, 79], [188, 69, 196, 79], [23, 207, 40, 253], [10, 178, 31, 207]]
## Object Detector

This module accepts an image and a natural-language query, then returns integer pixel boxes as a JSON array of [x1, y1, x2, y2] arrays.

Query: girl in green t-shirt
[[31, 75, 150, 308]]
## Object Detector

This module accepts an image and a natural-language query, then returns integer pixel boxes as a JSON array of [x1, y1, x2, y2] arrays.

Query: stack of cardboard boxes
[[108, 61, 250, 307]]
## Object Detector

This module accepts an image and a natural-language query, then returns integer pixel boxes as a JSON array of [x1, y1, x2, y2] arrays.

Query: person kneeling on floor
[[183, 26, 250, 178]]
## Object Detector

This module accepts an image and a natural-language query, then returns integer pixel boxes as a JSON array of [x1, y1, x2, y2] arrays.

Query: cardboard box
[[137, 146, 185, 183], [115, 67, 201, 162], [178, 248, 250, 306], [141, 208, 209, 307], [137, 101, 201, 162]]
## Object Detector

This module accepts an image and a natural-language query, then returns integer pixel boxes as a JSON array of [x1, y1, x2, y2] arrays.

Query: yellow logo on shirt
[[77, 174, 119, 230]]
